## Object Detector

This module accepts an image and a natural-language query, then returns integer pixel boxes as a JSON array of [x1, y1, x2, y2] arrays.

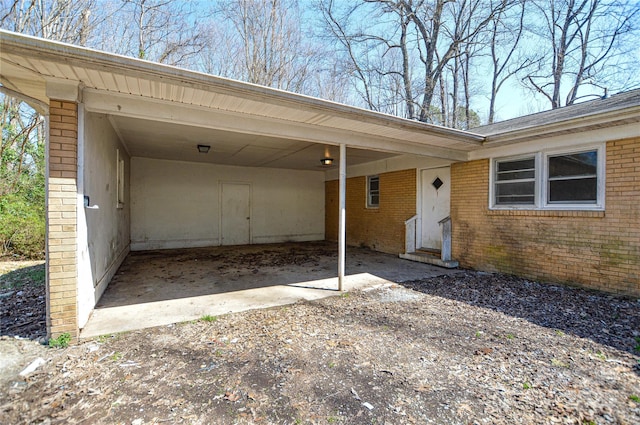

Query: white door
[[221, 182, 251, 246], [421, 167, 451, 251]]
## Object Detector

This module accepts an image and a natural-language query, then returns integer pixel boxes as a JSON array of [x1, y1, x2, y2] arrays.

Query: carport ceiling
[[110, 115, 397, 170]]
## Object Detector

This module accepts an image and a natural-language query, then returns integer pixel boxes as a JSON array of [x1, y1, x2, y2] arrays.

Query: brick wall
[[47, 100, 79, 339], [451, 137, 640, 297], [326, 169, 416, 254]]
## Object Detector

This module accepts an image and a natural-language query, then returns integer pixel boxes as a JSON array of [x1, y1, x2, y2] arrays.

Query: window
[[491, 146, 603, 210], [367, 175, 379, 208], [547, 151, 597, 204], [495, 156, 536, 205], [117, 149, 125, 208]]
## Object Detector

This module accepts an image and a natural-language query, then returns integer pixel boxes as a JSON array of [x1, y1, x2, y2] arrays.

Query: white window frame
[[493, 153, 538, 207], [367, 175, 380, 208], [489, 144, 605, 211], [116, 149, 125, 209]]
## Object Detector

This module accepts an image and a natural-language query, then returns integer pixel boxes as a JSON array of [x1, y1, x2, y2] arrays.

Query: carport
[[0, 30, 483, 340], [79, 242, 460, 337]]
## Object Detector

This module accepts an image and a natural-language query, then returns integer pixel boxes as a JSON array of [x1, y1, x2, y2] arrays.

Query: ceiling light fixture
[[197, 144, 210, 153], [320, 157, 334, 166]]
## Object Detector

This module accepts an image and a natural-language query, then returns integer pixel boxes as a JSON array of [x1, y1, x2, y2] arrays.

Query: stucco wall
[[326, 169, 416, 254], [130, 157, 325, 250], [451, 137, 640, 297], [78, 112, 131, 327]]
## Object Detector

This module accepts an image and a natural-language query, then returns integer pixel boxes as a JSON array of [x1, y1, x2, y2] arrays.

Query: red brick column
[[46, 100, 78, 340]]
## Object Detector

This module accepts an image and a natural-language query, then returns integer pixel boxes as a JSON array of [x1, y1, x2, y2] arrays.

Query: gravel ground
[[1, 269, 639, 424]]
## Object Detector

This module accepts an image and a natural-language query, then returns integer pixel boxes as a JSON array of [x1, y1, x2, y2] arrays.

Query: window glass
[[117, 149, 125, 208], [548, 151, 597, 178], [496, 181, 536, 204], [495, 157, 535, 205], [497, 158, 535, 180], [548, 151, 597, 203], [367, 175, 379, 208]]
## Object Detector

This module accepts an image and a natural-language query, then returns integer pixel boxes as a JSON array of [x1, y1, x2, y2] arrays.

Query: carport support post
[[46, 97, 80, 341], [338, 143, 346, 291]]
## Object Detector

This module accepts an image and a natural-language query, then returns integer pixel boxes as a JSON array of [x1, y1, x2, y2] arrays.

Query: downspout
[[44, 113, 51, 338]]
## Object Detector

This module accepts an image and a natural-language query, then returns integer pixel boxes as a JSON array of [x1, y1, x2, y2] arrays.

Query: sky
[[2, 0, 637, 125]]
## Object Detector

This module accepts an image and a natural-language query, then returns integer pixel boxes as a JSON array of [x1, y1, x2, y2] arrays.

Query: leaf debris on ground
[[1, 263, 639, 424]]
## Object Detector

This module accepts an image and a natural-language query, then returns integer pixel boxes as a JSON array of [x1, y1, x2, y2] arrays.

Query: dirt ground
[[0, 260, 46, 342], [1, 255, 640, 424]]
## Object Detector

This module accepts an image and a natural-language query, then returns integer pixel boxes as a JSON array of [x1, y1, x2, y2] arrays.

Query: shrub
[[0, 193, 45, 259]]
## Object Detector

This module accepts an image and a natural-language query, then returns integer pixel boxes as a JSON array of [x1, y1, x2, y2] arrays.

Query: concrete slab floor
[[80, 242, 460, 338]]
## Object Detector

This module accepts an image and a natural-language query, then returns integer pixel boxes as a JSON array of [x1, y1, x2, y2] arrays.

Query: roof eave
[[481, 106, 640, 146], [0, 30, 484, 147]]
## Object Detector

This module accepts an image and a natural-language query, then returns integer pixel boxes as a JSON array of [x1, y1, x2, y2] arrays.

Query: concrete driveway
[[80, 242, 458, 338]]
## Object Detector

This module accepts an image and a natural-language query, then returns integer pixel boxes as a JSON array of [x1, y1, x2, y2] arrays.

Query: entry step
[[399, 252, 459, 269]]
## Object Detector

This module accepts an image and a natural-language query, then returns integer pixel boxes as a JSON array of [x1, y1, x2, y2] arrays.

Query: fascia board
[[481, 107, 640, 147], [83, 89, 471, 162], [0, 30, 483, 148]]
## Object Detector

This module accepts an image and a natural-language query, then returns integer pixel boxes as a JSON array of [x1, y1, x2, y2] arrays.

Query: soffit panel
[[86, 89, 470, 161], [60, 63, 476, 152], [110, 114, 397, 170], [73, 65, 91, 82], [0, 56, 48, 103]]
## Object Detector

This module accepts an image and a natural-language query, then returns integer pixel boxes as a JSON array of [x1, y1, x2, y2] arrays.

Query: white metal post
[[338, 143, 346, 291]]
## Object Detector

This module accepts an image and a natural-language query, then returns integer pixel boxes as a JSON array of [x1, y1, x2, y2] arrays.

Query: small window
[[367, 175, 379, 208], [547, 150, 597, 204], [117, 149, 125, 208]]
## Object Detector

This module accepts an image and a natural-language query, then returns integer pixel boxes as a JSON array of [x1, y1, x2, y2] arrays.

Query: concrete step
[[399, 252, 459, 269]]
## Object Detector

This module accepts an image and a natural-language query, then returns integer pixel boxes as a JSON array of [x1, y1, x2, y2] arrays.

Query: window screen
[[547, 150, 597, 203], [495, 157, 535, 205]]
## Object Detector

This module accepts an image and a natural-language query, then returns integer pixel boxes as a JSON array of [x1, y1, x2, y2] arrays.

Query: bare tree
[[312, 63, 354, 105], [444, 0, 488, 129], [317, 1, 377, 109], [523, 0, 640, 108], [110, 0, 205, 66], [0, 0, 96, 43], [0, 0, 87, 197], [209, 0, 318, 92], [0, 96, 43, 196], [318, 0, 512, 123], [486, 0, 538, 123]]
